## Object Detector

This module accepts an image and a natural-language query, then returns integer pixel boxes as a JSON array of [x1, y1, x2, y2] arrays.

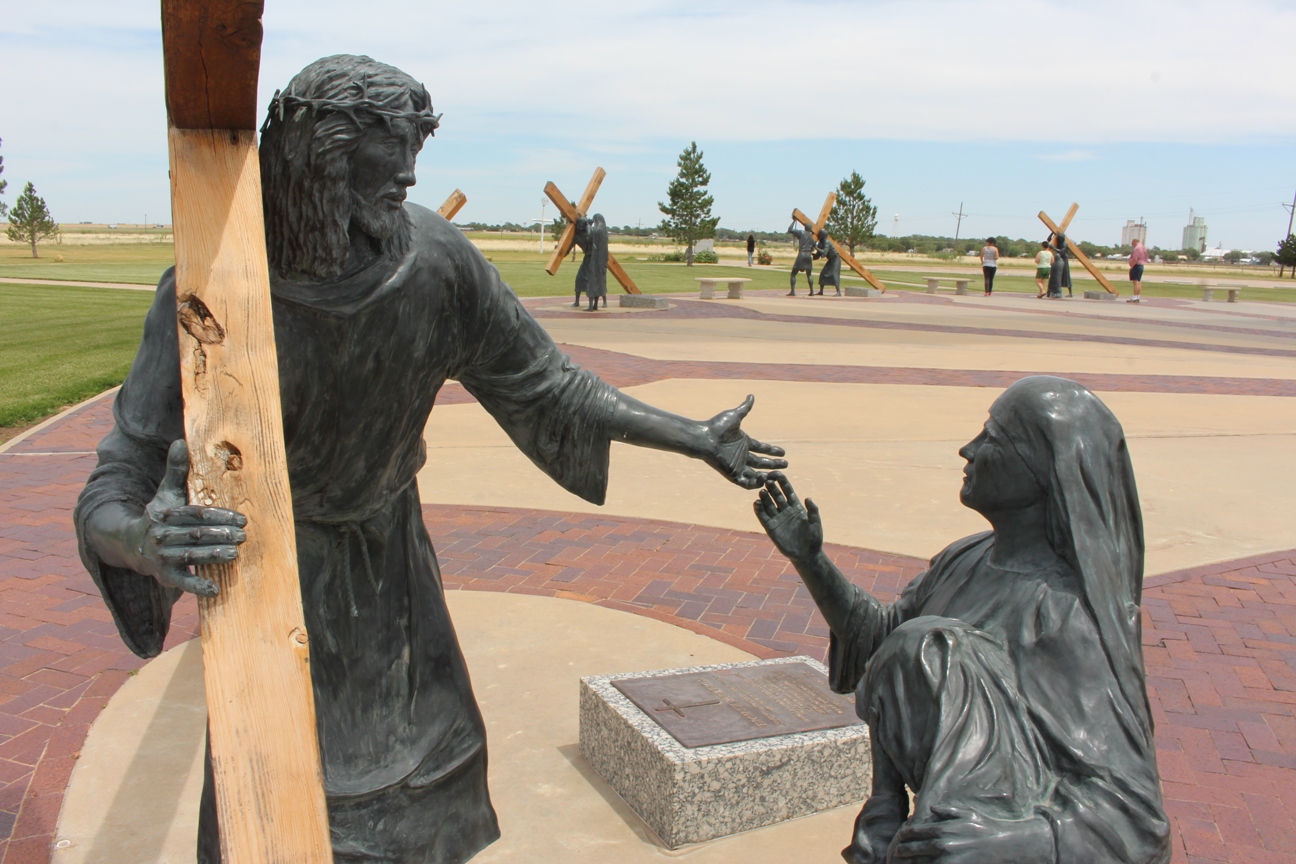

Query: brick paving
[[0, 396, 199, 864], [527, 295, 1296, 360], [4, 317, 1296, 861]]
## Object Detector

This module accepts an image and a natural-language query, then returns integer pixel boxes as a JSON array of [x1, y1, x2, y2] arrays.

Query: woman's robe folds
[[829, 532, 1171, 864]]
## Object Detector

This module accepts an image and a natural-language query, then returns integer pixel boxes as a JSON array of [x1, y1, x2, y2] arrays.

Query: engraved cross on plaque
[[654, 697, 720, 718]]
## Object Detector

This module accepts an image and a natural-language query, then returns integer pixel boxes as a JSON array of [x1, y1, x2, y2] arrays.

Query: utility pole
[[951, 202, 966, 251], [539, 199, 547, 254], [1283, 188, 1296, 239]]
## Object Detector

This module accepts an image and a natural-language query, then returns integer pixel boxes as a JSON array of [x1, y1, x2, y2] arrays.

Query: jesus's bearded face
[[349, 118, 422, 241]]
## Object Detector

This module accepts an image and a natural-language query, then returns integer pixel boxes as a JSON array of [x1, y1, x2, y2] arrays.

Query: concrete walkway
[[4, 290, 1296, 863]]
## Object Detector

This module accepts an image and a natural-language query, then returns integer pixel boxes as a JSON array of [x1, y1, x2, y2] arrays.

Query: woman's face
[[958, 417, 1043, 515]]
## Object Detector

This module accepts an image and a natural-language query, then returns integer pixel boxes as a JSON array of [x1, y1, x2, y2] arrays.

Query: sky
[[1, 0, 1293, 250]]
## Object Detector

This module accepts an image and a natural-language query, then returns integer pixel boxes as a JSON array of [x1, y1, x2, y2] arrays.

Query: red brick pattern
[[525, 295, 1296, 361], [429, 504, 924, 657], [5, 303, 1296, 861], [0, 398, 198, 863]]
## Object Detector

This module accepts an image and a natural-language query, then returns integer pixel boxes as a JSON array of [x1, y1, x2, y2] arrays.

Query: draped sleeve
[[73, 270, 186, 658], [828, 533, 993, 694], [448, 244, 618, 506]]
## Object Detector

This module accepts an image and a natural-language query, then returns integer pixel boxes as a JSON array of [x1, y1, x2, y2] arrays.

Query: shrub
[[757, 249, 773, 266], [693, 250, 718, 264], [647, 251, 686, 263]]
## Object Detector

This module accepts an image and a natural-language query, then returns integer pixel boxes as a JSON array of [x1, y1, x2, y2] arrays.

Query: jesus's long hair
[[259, 55, 437, 281]]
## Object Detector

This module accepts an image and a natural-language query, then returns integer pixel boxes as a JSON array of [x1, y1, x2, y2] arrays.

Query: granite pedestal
[[579, 657, 871, 848], [1084, 290, 1118, 301], [619, 294, 670, 309], [845, 286, 882, 297]]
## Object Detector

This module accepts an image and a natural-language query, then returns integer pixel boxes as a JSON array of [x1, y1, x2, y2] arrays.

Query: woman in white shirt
[[978, 238, 1000, 296], [1034, 241, 1054, 298]]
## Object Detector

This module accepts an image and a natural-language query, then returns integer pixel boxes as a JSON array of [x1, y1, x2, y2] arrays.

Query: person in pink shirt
[[1127, 238, 1149, 303]]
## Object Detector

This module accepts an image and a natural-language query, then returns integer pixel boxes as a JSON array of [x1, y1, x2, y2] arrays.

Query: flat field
[[0, 283, 153, 439], [0, 241, 175, 285], [4, 239, 1296, 439]]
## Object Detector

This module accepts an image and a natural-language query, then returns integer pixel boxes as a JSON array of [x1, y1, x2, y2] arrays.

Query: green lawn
[[0, 283, 154, 433], [0, 242, 176, 285]]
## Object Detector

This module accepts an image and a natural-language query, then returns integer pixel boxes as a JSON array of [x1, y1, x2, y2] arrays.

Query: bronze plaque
[[611, 662, 861, 748]]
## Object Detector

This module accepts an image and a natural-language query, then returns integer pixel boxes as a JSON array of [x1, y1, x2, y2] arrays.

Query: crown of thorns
[[261, 75, 441, 136]]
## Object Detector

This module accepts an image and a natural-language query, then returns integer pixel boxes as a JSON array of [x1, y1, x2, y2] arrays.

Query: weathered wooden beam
[[814, 192, 837, 235], [437, 189, 466, 221], [792, 207, 885, 292], [544, 168, 605, 275], [162, 2, 333, 861], [1058, 202, 1079, 234], [162, 0, 265, 130], [605, 255, 641, 294], [1039, 210, 1119, 295]]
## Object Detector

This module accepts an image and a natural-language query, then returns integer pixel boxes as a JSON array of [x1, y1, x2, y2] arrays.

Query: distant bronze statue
[[1047, 232, 1073, 298], [815, 228, 842, 296], [788, 219, 816, 295], [75, 54, 786, 864], [755, 376, 1170, 864], [574, 213, 608, 311]]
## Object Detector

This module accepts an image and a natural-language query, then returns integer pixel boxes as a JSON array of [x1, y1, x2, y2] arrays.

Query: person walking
[[1127, 237, 1148, 303], [747, 233, 756, 267], [978, 237, 1000, 296], [1034, 241, 1054, 298]]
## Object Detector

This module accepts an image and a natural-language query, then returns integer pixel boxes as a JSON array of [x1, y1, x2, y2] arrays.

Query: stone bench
[[696, 277, 751, 299], [924, 277, 970, 295], [1203, 286, 1243, 303]]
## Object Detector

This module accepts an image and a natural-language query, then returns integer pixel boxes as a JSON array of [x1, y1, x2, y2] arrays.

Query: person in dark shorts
[[978, 237, 999, 296], [1127, 237, 1148, 303]]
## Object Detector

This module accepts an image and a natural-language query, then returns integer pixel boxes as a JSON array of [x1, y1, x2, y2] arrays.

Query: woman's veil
[[991, 376, 1153, 748]]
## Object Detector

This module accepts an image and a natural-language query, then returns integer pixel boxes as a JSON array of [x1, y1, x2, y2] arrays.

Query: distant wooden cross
[[791, 193, 887, 293], [437, 188, 466, 221], [1038, 203, 1118, 295], [543, 167, 641, 294]]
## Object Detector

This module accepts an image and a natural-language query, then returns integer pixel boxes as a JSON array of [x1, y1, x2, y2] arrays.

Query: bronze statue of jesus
[[75, 55, 785, 864]]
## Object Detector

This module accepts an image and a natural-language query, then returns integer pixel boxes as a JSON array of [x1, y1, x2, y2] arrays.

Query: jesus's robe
[[74, 203, 620, 863]]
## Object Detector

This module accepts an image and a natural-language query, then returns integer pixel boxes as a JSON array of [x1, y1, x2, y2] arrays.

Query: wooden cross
[[1038, 203, 1118, 295], [437, 188, 467, 221], [161, 1, 332, 859], [543, 167, 641, 294], [791, 192, 887, 293]]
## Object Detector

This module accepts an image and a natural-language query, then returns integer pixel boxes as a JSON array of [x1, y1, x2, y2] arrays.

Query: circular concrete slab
[[53, 593, 862, 863]]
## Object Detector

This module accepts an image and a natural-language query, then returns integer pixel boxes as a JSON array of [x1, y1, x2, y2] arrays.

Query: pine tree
[[826, 171, 878, 257], [0, 138, 8, 221], [658, 142, 719, 266], [6, 182, 59, 258], [1277, 234, 1296, 279]]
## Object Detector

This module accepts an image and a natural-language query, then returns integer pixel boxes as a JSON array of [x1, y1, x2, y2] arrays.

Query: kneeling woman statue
[[755, 376, 1170, 864]]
